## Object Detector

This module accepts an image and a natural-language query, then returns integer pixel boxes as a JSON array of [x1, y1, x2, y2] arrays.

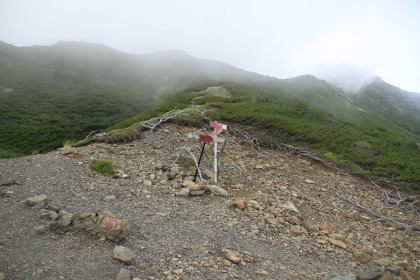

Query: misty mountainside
[[0, 41, 274, 157], [0, 41, 419, 189], [312, 63, 420, 135], [103, 82, 420, 189]]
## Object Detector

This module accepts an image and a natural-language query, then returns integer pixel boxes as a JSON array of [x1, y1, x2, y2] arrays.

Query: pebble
[[116, 268, 131, 280], [113, 246, 137, 265]]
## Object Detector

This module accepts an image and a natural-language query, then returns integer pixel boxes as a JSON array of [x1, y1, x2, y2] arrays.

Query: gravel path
[[1, 123, 419, 280]]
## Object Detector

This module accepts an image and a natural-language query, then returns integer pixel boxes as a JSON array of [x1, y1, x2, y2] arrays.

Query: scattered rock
[[230, 201, 246, 210], [113, 246, 137, 265], [116, 268, 131, 280], [182, 180, 200, 191], [305, 179, 315, 184], [39, 209, 59, 221], [329, 275, 356, 280], [72, 210, 129, 242], [175, 188, 190, 197], [387, 266, 403, 276], [26, 195, 48, 206], [221, 248, 241, 264], [207, 185, 228, 197], [354, 250, 372, 264], [328, 238, 346, 249], [172, 269, 183, 275], [357, 267, 383, 280], [319, 223, 332, 234], [0, 171, 14, 186], [32, 225, 46, 235], [104, 195, 117, 202], [143, 180, 152, 187], [190, 189, 206, 196], [399, 270, 415, 280]]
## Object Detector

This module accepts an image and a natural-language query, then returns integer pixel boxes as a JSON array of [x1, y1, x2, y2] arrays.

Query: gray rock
[[60, 213, 73, 226], [116, 268, 131, 280], [207, 185, 228, 197], [357, 267, 383, 280], [0, 271, 5, 280], [39, 210, 59, 221], [329, 274, 356, 280], [387, 266, 403, 276], [190, 189, 206, 196], [175, 188, 190, 197], [0, 172, 14, 186], [104, 195, 116, 202], [33, 225, 46, 235], [26, 195, 48, 206], [113, 246, 136, 265]]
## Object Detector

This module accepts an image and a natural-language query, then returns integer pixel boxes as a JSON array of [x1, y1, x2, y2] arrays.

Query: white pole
[[214, 141, 218, 182]]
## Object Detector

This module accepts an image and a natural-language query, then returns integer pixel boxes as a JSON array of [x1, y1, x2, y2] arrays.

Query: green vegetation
[[110, 82, 420, 189], [89, 159, 114, 177], [1, 42, 419, 190], [107, 148, 116, 154]]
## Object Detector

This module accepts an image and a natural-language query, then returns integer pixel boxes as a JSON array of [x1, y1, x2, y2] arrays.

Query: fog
[[1, 0, 419, 92]]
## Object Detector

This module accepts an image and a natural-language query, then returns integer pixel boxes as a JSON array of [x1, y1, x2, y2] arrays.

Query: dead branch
[[168, 143, 204, 182], [336, 191, 412, 232]]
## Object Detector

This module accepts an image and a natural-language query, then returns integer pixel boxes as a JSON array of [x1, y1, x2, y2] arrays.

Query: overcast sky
[[1, 0, 420, 92]]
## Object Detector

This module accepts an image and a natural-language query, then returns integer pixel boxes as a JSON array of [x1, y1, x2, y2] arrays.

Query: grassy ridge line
[[107, 82, 420, 189]]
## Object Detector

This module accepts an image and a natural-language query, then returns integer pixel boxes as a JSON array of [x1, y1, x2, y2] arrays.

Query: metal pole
[[214, 141, 218, 182], [193, 142, 206, 182]]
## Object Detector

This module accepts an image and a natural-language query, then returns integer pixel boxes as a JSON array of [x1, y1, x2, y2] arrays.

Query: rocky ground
[[0, 122, 419, 280]]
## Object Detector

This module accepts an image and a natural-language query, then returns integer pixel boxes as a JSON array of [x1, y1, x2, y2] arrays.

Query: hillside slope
[[1, 41, 419, 167], [1, 122, 419, 279], [105, 83, 420, 189]]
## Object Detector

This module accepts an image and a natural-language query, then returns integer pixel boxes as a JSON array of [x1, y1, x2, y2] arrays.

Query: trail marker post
[[187, 121, 227, 182]]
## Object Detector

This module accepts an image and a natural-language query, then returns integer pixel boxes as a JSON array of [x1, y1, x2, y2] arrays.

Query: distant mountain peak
[[311, 63, 378, 93]]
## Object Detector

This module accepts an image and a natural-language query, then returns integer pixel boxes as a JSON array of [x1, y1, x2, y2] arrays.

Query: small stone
[[305, 179, 315, 184], [221, 249, 241, 264], [175, 188, 190, 197], [207, 185, 228, 197], [190, 189, 206, 196], [303, 220, 315, 232], [172, 269, 183, 275], [0, 272, 5, 280], [387, 266, 403, 276], [0, 171, 14, 186], [319, 223, 332, 234], [329, 233, 344, 241], [329, 275, 356, 280], [143, 180, 152, 187], [399, 271, 415, 280], [243, 253, 254, 263], [203, 169, 215, 180], [182, 180, 200, 191], [328, 238, 346, 249], [230, 201, 245, 210], [291, 225, 302, 234], [116, 268, 131, 280], [167, 172, 176, 180], [357, 267, 383, 280], [104, 195, 116, 202], [256, 165, 264, 169], [354, 250, 372, 264], [113, 246, 137, 265], [60, 213, 73, 226], [26, 195, 48, 206], [222, 259, 232, 266], [39, 210, 59, 221], [33, 225, 46, 235]]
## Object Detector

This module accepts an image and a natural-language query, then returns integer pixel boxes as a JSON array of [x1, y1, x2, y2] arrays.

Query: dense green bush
[[89, 159, 114, 177]]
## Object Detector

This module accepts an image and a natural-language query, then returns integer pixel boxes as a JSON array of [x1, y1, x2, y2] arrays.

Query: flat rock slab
[[26, 195, 48, 206]]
